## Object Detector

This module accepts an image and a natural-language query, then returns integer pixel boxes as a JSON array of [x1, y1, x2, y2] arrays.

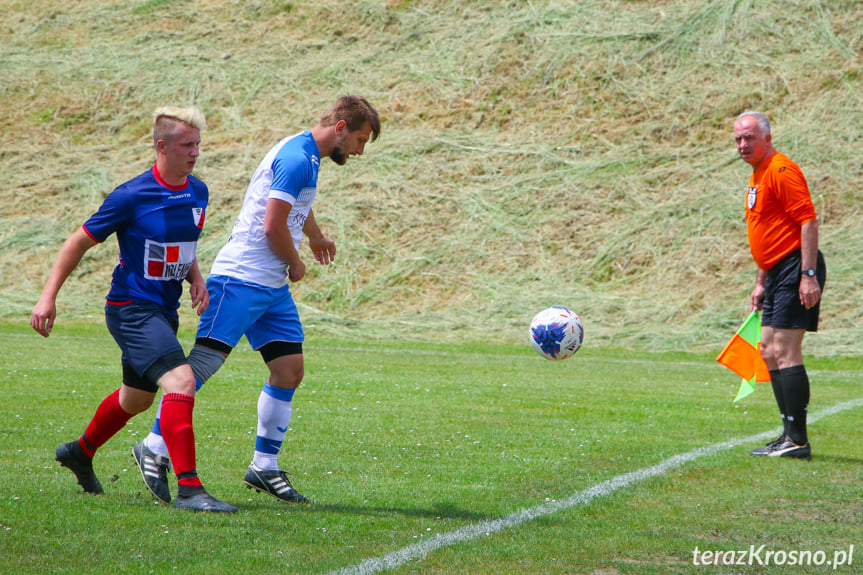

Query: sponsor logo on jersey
[[289, 211, 308, 228], [289, 187, 316, 228], [144, 239, 197, 281]]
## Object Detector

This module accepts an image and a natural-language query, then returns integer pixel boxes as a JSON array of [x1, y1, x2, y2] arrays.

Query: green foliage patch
[[1, 1, 862, 352]]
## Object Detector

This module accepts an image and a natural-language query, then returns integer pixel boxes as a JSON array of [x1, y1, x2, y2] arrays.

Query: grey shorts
[[105, 301, 188, 392]]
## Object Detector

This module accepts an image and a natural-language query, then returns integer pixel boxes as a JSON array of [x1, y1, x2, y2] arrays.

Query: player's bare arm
[[749, 269, 767, 312], [186, 259, 209, 316], [263, 197, 305, 282], [799, 219, 821, 309], [303, 209, 336, 265], [30, 227, 99, 337]]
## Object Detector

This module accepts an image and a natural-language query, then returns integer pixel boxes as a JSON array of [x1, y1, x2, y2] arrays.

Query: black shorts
[[762, 249, 826, 332], [105, 301, 189, 393]]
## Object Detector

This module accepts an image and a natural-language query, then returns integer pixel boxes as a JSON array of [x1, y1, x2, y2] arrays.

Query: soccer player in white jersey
[[133, 95, 380, 504]]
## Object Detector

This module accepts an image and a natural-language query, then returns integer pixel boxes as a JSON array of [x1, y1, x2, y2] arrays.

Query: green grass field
[[1, 322, 860, 575]]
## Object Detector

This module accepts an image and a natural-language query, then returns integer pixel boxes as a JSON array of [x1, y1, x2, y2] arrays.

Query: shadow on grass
[[814, 455, 863, 465], [245, 500, 491, 521]]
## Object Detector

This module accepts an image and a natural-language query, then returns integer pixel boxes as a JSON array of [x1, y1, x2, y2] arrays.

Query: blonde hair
[[152, 106, 206, 149]]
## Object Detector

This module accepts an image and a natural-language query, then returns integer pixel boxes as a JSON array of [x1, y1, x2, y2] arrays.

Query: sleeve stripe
[[81, 224, 104, 243]]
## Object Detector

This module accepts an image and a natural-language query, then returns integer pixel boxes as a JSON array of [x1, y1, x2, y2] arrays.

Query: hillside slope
[[2, 0, 862, 353]]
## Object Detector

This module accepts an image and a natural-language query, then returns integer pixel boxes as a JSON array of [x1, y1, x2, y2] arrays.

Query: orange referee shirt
[[745, 152, 817, 271]]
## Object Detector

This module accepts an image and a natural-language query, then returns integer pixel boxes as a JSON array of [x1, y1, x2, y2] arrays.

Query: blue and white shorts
[[196, 275, 304, 352]]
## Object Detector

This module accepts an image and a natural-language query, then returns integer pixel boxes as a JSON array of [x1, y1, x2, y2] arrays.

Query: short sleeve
[[82, 185, 136, 242], [773, 162, 816, 225], [269, 153, 311, 203]]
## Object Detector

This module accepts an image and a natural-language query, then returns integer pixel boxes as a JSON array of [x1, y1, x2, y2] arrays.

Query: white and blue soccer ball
[[529, 306, 584, 360]]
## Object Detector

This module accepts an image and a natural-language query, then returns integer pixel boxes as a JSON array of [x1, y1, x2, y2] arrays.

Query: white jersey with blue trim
[[210, 131, 320, 288]]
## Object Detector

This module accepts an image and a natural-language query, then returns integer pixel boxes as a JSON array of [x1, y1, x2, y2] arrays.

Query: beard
[[330, 145, 348, 166]]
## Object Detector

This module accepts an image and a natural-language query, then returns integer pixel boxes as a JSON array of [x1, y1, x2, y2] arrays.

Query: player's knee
[[269, 367, 303, 389], [759, 343, 774, 366], [157, 364, 198, 397], [160, 377, 197, 397], [119, 387, 156, 414], [772, 346, 804, 369], [768, 330, 805, 368], [188, 345, 227, 386], [260, 341, 304, 388]]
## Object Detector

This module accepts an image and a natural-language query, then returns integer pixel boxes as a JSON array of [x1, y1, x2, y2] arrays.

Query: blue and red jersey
[[82, 165, 208, 310]]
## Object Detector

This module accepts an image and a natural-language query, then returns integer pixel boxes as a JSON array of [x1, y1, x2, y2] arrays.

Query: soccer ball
[[529, 306, 584, 360]]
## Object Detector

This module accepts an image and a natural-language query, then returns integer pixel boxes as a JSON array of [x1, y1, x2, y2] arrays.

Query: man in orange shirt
[[733, 111, 826, 461]]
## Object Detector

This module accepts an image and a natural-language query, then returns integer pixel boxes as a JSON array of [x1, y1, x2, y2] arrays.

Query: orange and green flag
[[716, 311, 770, 402]]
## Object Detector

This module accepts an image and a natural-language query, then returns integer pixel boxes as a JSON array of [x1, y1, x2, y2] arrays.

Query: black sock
[[779, 365, 810, 445], [768, 369, 787, 437], [177, 471, 205, 499], [178, 485, 206, 498]]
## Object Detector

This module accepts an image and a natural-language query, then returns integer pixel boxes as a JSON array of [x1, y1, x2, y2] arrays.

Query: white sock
[[143, 432, 169, 457], [144, 399, 169, 457], [252, 383, 294, 471]]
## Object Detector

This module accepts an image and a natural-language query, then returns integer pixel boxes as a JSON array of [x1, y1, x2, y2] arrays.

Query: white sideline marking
[[327, 398, 863, 575]]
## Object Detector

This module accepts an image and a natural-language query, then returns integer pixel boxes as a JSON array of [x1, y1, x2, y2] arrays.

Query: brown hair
[[319, 95, 380, 142]]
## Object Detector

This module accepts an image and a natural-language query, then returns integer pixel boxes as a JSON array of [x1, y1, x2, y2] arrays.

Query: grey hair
[[736, 111, 771, 136]]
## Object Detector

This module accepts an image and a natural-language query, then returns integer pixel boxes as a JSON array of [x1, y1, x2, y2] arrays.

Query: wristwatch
[[802, 268, 816, 277]]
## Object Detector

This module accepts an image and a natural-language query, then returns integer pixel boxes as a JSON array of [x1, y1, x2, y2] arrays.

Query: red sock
[[160, 393, 202, 487], [78, 389, 133, 458]]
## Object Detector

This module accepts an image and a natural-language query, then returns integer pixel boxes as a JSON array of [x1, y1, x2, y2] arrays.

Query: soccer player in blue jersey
[[133, 95, 380, 505], [30, 106, 236, 513]]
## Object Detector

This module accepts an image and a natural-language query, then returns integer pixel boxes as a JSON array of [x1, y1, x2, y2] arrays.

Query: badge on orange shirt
[[747, 186, 757, 210]]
